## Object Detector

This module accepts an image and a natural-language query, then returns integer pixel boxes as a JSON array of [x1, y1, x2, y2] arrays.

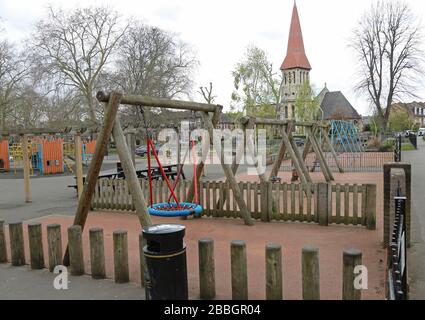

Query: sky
[[1, 0, 425, 116]]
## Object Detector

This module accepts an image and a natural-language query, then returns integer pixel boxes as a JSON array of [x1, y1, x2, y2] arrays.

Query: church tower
[[278, 1, 311, 120]]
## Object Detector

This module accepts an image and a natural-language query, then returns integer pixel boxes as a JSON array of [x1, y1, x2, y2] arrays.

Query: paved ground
[[403, 139, 425, 299], [3, 209, 385, 300], [0, 264, 144, 300], [0, 152, 386, 300]]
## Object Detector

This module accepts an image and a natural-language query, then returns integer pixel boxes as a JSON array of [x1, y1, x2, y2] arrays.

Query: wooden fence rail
[[0, 222, 364, 300], [91, 179, 376, 229]]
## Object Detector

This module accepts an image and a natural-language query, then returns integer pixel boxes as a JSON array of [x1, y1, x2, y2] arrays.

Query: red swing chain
[[147, 137, 181, 207], [192, 139, 198, 204], [167, 137, 199, 205]]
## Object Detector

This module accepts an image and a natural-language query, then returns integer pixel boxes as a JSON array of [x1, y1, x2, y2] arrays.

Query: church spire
[[280, 1, 311, 70]]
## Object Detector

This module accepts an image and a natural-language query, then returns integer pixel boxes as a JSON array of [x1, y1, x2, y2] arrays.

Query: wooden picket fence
[[0, 221, 363, 300], [91, 179, 376, 229]]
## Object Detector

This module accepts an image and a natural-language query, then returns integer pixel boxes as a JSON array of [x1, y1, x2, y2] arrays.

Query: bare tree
[[109, 21, 197, 99], [32, 6, 127, 123], [198, 82, 216, 104], [351, 0, 424, 138], [0, 39, 27, 130]]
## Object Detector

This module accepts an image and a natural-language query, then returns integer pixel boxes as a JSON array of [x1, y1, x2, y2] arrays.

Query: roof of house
[[280, 2, 311, 71], [320, 91, 361, 120]]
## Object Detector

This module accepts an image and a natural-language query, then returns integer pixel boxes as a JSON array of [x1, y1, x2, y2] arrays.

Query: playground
[[0, 91, 395, 301]]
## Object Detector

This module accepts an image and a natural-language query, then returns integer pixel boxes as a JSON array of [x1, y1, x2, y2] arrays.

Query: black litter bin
[[143, 224, 188, 300]]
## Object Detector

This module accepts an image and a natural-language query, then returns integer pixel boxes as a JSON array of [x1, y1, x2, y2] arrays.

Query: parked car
[[418, 128, 425, 136], [135, 144, 160, 157], [293, 137, 305, 147]]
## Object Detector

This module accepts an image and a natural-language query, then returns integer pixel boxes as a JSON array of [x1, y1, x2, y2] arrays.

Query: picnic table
[[68, 164, 185, 191]]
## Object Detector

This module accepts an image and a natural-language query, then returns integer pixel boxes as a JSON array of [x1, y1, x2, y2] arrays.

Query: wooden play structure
[[0, 127, 88, 202], [228, 117, 344, 187], [61, 90, 259, 265]]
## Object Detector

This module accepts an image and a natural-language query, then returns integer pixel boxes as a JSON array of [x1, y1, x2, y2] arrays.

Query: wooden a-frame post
[[201, 111, 254, 226], [305, 125, 334, 182], [268, 123, 292, 181], [320, 126, 343, 173], [63, 92, 153, 265]]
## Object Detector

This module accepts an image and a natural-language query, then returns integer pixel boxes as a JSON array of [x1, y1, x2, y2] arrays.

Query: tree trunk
[[86, 92, 97, 123], [378, 115, 388, 142], [0, 108, 5, 131]]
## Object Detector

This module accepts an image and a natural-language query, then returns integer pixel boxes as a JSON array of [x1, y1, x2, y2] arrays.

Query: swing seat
[[148, 202, 203, 217]]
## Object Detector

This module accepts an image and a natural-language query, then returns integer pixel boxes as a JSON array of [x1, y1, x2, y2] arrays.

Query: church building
[[277, 1, 361, 124], [278, 1, 311, 120]]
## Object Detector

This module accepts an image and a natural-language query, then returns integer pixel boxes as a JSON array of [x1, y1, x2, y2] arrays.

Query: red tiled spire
[[280, 1, 311, 70]]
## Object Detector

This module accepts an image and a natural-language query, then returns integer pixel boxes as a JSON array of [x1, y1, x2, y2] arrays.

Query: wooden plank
[[274, 183, 281, 220], [237, 182, 244, 218], [254, 183, 259, 219], [97, 90, 220, 113], [353, 184, 359, 226], [282, 183, 288, 221], [205, 181, 211, 216], [212, 181, 217, 217], [365, 184, 377, 230], [291, 184, 296, 221], [246, 182, 252, 218], [306, 183, 312, 222], [299, 183, 304, 220], [344, 183, 350, 225], [336, 184, 341, 224]]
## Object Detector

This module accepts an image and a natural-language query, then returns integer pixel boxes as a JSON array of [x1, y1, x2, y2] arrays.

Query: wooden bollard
[[302, 246, 320, 300], [47, 224, 62, 272], [266, 243, 282, 300], [342, 249, 362, 300], [89, 228, 106, 279], [113, 230, 129, 283], [231, 240, 248, 300], [0, 220, 7, 263], [67, 225, 84, 276], [139, 232, 146, 287], [199, 238, 216, 299], [28, 223, 45, 269], [9, 222, 25, 266], [317, 183, 329, 226]]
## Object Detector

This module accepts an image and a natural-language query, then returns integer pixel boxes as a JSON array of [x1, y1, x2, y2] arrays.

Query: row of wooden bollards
[[0, 221, 136, 285], [199, 238, 363, 300], [0, 221, 363, 300]]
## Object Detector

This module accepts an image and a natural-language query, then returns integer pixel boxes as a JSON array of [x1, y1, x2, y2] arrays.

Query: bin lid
[[143, 224, 185, 235], [143, 224, 186, 253]]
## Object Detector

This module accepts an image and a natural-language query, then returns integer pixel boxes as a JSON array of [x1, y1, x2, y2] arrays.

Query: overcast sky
[[1, 0, 424, 116]]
